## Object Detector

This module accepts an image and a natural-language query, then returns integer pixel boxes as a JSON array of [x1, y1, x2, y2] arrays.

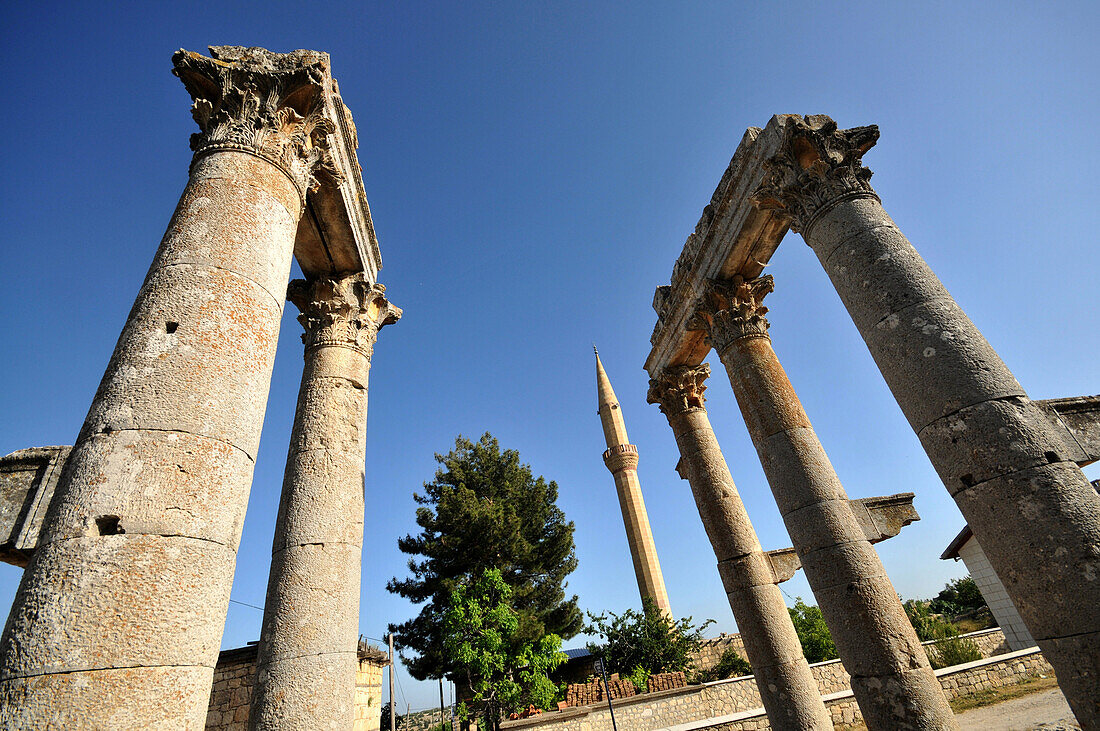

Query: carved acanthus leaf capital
[[647, 364, 710, 417], [751, 115, 879, 235], [287, 275, 401, 357], [688, 275, 774, 354], [172, 46, 344, 198]]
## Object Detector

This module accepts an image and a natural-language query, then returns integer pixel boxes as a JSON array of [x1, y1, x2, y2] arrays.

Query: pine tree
[[387, 433, 582, 680]]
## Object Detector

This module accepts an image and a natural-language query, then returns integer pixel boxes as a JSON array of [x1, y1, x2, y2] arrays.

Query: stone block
[[0, 534, 233, 676], [0, 664, 212, 729], [81, 263, 285, 459], [42, 429, 253, 549]]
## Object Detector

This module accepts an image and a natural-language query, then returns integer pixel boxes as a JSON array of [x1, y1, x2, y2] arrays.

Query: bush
[[585, 597, 713, 677], [788, 599, 837, 664], [698, 647, 752, 682], [903, 599, 958, 642], [929, 576, 986, 617], [624, 665, 650, 693], [928, 636, 982, 669]]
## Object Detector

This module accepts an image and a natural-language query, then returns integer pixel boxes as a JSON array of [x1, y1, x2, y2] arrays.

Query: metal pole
[[388, 633, 396, 731], [450, 682, 456, 730], [439, 677, 446, 730], [595, 658, 619, 731]]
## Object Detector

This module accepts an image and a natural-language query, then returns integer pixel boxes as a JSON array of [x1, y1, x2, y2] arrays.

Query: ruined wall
[[690, 634, 748, 674], [206, 644, 386, 731]]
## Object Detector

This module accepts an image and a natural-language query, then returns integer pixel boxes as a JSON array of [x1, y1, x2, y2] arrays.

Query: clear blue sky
[[1, 0, 1097, 713]]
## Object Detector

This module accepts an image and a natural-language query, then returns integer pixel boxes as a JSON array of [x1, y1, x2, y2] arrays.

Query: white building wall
[[957, 537, 1035, 651]]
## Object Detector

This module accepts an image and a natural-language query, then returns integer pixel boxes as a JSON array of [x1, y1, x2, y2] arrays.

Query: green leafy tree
[[929, 576, 987, 617], [903, 599, 958, 642], [388, 434, 582, 681], [698, 646, 752, 682], [585, 597, 714, 678], [444, 569, 566, 730], [788, 598, 837, 664], [379, 702, 401, 731]]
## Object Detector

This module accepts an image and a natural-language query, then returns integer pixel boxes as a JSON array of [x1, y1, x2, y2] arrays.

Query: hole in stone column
[[959, 474, 975, 488], [165, 321, 179, 334], [95, 515, 125, 536]]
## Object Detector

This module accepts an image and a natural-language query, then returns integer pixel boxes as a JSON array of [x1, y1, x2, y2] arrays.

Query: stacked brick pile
[[563, 674, 636, 707], [646, 671, 687, 693]]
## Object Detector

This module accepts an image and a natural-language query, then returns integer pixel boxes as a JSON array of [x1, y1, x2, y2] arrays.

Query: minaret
[[595, 347, 673, 616]]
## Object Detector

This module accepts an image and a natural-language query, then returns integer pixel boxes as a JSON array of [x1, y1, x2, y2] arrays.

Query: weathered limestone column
[[0, 48, 341, 728], [647, 364, 830, 731], [692, 275, 956, 730], [752, 115, 1100, 728], [250, 275, 400, 730]]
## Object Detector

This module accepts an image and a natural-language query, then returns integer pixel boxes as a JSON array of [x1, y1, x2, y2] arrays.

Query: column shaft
[[250, 277, 398, 729], [649, 365, 830, 731], [754, 115, 1100, 728], [0, 148, 302, 728], [0, 47, 344, 728], [694, 275, 956, 730]]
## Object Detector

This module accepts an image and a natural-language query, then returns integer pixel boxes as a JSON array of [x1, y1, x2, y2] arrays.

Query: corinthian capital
[[688, 275, 774, 354], [751, 115, 880, 235], [172, 46, 344, 197], [647, 364, 710, 417], [287, 275, 401, 357]]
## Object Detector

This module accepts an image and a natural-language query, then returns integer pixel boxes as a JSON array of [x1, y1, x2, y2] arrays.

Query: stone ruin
[[0, 46, 1096, 731]]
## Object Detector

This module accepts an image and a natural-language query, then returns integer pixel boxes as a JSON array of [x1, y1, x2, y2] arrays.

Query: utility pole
[[439, 677, 446, 730], [388, 633, 396, 731], [405, 704, 410, 730]]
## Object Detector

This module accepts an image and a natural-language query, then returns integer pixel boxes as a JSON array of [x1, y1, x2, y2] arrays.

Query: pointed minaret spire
[[594, 349, 673, 617]]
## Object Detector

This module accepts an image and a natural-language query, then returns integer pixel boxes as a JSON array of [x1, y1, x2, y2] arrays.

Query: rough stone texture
[[754, 114, 1099, 728], [500, 633, 1030, 731], [206, 643, 387, 731], [0, 447, 70, 567], [1035, 395, 1100, 466], [595, 352, 672, 616], [648, 364, 830, 731], [250, 275, 399, 730], [690, 274, 955, 730], [0, 46, 358, 727]]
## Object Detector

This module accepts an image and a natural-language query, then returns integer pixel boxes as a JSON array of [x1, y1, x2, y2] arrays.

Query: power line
[[228, 598, 264, 611]]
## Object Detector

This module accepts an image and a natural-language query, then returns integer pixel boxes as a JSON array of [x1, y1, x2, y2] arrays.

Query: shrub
[[929, 576, 986, 617], [788, 599, 837, 664], [586, 597, 713, 677], [904, 599, 958, 642], [698, 647, 752, 682], [625, 665, 650, 693], [928, 636, 982, 669]]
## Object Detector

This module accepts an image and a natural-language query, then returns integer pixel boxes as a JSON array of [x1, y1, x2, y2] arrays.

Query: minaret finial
[[593, 344, 598, 356]]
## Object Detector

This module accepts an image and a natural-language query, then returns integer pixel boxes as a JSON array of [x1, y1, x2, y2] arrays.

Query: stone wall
[[206, 644, 387, 731], [500, 628, 1015, 731], [690, 634, 748, 674], [680, 647, 1054, 731]]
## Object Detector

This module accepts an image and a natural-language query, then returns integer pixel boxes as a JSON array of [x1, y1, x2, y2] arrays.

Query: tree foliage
[[787, 598, 837, 664], [585, 597, 713, 677], [903, 599, 958, 642], [444, 569, 566, 731], [697, 646, 752, 682], [388, 434, 582, 681], [929, 576, 986, 617]]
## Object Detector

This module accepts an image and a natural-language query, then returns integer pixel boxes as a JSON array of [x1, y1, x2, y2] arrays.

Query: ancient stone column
[[692, 275, 956, 730], [0, 48, 341, 728], [752, 114, 1100, 728], [250, 275, 400, 730], [596, 351, 673, 616], [647, 365, 830, 731]]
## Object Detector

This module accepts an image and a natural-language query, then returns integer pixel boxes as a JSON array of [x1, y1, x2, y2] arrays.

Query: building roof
[[940, 525, 973, 561]]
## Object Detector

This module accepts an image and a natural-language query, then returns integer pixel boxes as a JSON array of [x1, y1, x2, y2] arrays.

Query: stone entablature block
[[173, 46, 383, 282], [0, 447, 71, 567]]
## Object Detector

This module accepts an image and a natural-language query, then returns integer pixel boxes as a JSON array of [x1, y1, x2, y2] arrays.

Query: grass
[[832, 674, 1059, 730], [947, 674, 1058, 713]]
